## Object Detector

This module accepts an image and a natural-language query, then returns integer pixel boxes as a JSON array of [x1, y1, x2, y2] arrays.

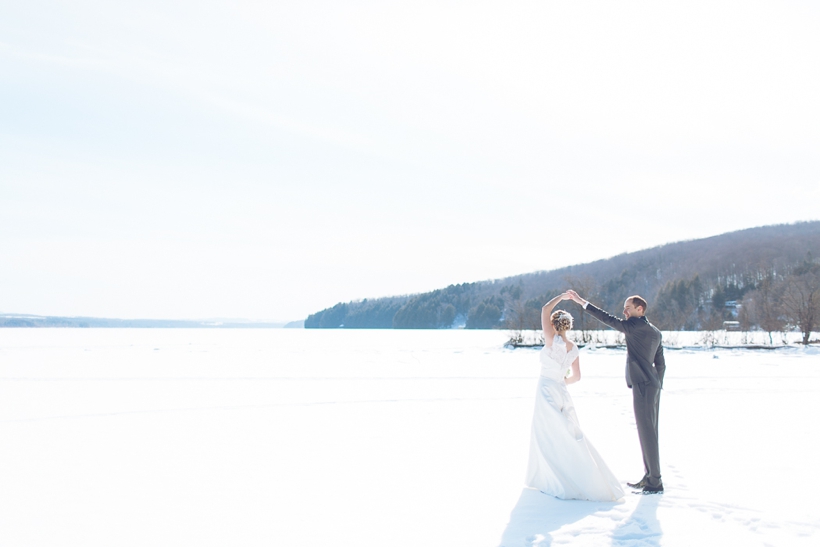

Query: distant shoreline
[[0, 315, 305, 329]]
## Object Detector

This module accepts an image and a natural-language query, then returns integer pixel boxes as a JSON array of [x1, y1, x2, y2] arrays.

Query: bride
[[525, 292, 624, 501]]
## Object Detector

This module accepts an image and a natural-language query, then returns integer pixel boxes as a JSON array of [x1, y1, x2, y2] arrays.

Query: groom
[[567, 290, 666, 494]]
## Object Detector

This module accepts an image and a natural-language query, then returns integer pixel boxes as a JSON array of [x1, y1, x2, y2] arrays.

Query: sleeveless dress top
[[539, 334, 580, 381]]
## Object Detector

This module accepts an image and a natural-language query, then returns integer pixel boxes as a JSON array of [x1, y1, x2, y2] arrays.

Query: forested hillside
[[305, 221, 820, 340]]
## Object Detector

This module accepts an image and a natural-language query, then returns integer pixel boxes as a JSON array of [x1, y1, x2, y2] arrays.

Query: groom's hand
[[567, 290, 588, 307]]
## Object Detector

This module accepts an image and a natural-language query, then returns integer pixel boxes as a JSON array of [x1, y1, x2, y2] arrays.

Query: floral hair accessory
[[551, 310, 573, 332]]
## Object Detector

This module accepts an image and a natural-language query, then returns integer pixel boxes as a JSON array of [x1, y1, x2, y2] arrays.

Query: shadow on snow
[[498, 488, 662, 546], [611, 494, 662, 547]]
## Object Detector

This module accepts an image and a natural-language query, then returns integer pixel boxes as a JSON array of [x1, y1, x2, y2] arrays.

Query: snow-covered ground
[[1, 329, 818, 546]]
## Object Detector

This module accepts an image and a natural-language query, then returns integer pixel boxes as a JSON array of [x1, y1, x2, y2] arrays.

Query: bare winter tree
[[501, 285, 543, 345], [501, 285, 525, 331], [782, 267, 820, 344], [742, 271, 786, 344], [503, 301, 525, 331], [564, 274, 600, 343]]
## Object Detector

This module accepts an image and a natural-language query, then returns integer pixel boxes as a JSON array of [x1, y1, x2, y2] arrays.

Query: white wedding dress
[[525, 335, 624, 501]]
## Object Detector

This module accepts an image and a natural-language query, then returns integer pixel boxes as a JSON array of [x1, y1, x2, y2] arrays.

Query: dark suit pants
[[633, 382, 662, 488]]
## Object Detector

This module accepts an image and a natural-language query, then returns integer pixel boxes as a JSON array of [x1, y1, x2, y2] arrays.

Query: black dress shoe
[[640, 484, 664, 495], [627, 478, 647, 489]]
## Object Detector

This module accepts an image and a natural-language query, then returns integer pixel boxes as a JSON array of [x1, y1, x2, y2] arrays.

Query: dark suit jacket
[[584, 303, 666, 389]]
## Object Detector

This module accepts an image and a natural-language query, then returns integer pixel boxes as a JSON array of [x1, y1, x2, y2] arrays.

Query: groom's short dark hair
[[628, 295, 648, 312]]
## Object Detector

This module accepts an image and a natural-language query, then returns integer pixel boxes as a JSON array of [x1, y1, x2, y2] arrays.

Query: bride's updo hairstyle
[[551, 310, 573, 333]]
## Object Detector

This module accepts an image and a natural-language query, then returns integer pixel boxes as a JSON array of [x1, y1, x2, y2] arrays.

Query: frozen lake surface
[[1, 329, 819, 546]]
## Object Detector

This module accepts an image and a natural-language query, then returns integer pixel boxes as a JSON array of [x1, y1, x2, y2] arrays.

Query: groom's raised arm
[[566, 290, 627, 333], [584, 303, 628, 333]]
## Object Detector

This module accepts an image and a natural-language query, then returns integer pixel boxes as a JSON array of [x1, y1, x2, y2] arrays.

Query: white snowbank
[[510, 328, 819, 349]]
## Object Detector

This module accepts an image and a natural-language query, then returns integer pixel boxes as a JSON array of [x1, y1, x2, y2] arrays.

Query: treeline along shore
[[306, 221, 820, 344]]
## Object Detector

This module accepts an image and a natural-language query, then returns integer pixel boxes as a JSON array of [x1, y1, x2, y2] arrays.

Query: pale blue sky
[[2, 1, 819, 321]]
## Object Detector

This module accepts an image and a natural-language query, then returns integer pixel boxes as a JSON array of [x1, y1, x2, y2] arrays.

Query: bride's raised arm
[[541, 292, 570, 343]]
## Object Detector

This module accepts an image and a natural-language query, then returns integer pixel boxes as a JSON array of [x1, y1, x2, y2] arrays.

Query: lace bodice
[[539, 335, 579, 380]]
